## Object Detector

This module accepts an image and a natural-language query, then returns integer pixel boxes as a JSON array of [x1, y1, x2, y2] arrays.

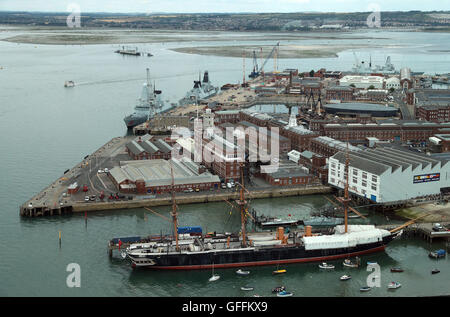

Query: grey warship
[[124, 68, 164, 129]]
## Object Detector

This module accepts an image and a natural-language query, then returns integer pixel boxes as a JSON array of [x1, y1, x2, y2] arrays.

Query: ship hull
[[129, 234, 397, 270], [124, 114, 148, 129]]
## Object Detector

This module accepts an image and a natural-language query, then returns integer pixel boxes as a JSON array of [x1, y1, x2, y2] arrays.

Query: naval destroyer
[[124, 68, 164, 129]]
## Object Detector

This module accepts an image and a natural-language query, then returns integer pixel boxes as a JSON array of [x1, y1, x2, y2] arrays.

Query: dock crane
[[260, 42, 280, 77], [249, 50, 260, 78]]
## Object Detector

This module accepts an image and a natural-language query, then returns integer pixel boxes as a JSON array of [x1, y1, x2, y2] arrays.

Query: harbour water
[[0, 28, 449, 297]]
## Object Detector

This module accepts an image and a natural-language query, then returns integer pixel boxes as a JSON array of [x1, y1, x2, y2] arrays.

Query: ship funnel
[[203, 71, 209, 83]]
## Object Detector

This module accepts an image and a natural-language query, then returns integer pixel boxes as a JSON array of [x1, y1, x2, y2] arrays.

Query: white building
[[385, 77, 400, 90], [328, 147, 450, 203], [339, 75, 385, 89]]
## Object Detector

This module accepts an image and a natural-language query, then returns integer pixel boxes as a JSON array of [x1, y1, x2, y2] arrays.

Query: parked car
[[433, 223, 445, 231]]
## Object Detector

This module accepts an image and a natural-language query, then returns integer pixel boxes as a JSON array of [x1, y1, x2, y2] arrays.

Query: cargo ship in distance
[[124, 151, 404, 270]]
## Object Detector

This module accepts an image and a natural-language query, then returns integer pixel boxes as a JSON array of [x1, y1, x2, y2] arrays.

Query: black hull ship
[[122, 147, 405, 271], [126, 229, 399, 270]]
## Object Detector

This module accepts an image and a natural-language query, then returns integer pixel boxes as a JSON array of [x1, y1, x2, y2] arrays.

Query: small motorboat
[[360, 286, 372, 292], [241, 286, 254, 291], [367, 261, 378, 265], [431, 269, 440, 274], [390, 267, 404, 273], [272, 286, 286, 293], [319, 262, 335, 269], [277, 290, 293, 297], [253, 294, 262, 297], [64, 80, 75, 87], [272, 269, 286, 275], [388, 282, 401, 289], [208, 274, 220, 282], [343, 259, 359, 268], [236, 269, 250, 275], [429, 249, 446, 259], [340, 274, 352, 281]]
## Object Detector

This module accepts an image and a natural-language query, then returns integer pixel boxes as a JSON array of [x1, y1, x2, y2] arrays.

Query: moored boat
[[340, 275, 351, 281], [429, 249, 446, 259], [208, 274, 220, 282], [390, 267, 404, 273], [277, 290, 293, 297], [272, 286, 286, 293], [124, 68, 164, 129], [360, 286, 372, 292], [343, 258, 359, 268], [272, 269, 286, 275], [431, 269, 440, 274], [388, 281, 401, 289], [236, 269, 250, 275], [319, 262, 335, 269], [241, 286, 254, 291]]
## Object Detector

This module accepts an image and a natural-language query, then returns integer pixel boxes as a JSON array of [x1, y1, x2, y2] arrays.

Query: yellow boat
[[272, 269, 286, 275]]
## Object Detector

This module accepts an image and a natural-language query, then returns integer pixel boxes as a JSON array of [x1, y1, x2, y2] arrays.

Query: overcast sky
[[1, 0, 449, 13]]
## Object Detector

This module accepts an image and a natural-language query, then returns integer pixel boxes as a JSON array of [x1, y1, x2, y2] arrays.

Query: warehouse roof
[[110, 158, 219, 187], [332, 146, 446, 176]]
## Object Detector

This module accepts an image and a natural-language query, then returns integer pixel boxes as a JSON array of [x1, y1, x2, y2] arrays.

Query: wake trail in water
[[72, 68, 242, 87]]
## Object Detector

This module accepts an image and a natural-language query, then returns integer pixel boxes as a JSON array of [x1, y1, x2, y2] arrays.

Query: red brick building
[[325, 86, 354, 101]]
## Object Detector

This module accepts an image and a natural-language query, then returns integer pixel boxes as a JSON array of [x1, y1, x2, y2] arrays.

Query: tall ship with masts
[[123, 148, 404, 270], [123, 68, 164, 129]]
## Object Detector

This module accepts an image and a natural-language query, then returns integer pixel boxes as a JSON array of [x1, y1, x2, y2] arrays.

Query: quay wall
[[72, 186, 333, 213]]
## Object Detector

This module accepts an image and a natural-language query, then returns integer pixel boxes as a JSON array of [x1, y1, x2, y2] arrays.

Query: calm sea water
[[0, 28, 449, 297]]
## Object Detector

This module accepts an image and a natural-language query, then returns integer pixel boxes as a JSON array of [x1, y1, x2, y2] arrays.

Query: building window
[[372, 175, 377, 183], [362, 180, 367, 187], [352, 177, 358, 184], [371, 184, 377, 191], [362, 172, 367, 180], [330, 178, 335, 184], [353, 169, 358, 176]]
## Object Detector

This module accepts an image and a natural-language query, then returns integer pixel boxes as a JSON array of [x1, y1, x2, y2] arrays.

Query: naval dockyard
[[20, 43, 450, 247]]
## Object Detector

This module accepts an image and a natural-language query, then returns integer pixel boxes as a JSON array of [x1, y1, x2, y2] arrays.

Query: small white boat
[[343, 259, 359, 268], [388, 282, 401, 289], [340, 275, 352, 281], [236, 269, 250, 275], [360, 286, 372, 292], [241, 286, 254, 291], [319, 262, 335, 269], [64, 80, 75, 87], [367, 261, 378, 265], [209, 274, 220, 282], [277, 290, 293, 297]]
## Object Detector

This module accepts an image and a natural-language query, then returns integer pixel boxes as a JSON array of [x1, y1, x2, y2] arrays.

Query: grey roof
[[155, 139, 173, 153], [313, 136, 361, 152], [126, 141, 145, 156], [141, 140, 159, 154], [300, 150, 314, 159], [332, 146, 446, 175], [332, 151, 390, 176], [110, 159, 220, 187], [266, 166, 310, 178], [324, 103, 397, 112]]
